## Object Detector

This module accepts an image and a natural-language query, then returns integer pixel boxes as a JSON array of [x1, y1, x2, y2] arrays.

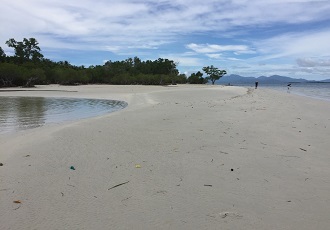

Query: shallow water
[[228, 82, 330, 102], [0, 96, 127, 133], [262, 83, 330, 102]]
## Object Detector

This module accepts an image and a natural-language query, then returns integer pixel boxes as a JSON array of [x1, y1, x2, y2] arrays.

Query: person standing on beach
[[287, 83, 291, 93], [255, 81, 258, 89]]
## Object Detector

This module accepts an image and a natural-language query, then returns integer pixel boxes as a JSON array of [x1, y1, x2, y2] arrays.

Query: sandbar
[[1, 84, 330, 229]]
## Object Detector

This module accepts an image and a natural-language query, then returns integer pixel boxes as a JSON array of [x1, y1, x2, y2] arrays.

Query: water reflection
[[17, 97, 46, 129], [0, 96, 127, 133]]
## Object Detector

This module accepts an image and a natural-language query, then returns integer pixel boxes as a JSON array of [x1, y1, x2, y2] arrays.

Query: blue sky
[[1, 0, 330, 80]]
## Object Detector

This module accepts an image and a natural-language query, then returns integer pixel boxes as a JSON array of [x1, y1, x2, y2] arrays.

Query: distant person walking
[[255, 81, 259, 89], [287, 83, 291, 93], [287, 83, 291, 89]]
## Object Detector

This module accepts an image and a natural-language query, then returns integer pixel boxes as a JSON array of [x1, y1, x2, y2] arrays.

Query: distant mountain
[[216, 74, 311, 85], [257, 75, 308, 83], [216, 74, 255, 84]]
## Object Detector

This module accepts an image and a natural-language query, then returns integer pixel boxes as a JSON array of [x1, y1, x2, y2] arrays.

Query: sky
[[1, 0, 330, 80]]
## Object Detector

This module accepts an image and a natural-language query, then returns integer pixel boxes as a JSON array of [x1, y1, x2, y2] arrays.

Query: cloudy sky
[[1, 0, 330, 80]]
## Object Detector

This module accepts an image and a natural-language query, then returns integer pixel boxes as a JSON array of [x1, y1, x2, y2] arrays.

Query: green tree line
[[0, 38, 226, 87]]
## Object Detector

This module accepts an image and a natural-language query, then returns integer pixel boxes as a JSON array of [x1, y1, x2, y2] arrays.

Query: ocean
[[226, 82, 330, 102]]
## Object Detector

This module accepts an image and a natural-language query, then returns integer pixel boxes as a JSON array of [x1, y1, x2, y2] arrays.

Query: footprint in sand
[[219, 211, 243, 219], [207, 211, 243, 220]]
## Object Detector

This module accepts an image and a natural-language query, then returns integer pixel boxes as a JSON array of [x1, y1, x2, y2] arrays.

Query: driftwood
[[23, 77, 38, 88], [108, 181, 129, 190]]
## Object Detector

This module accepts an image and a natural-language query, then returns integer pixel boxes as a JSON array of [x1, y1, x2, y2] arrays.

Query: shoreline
[[1, 84, 330, 229], [2, 82, 330, 103]]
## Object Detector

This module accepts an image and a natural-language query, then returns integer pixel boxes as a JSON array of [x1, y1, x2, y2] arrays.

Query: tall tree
[[23, 38, 43, 62], [5, 38, 43, 64], [0, 47, 6, 62], [202, 65, 227, 85]]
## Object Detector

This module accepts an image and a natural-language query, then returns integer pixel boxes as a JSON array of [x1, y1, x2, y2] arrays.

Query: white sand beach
[[1, 84, 330, 230]]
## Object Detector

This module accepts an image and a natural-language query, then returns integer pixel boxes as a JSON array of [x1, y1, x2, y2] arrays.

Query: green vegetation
[[187, 71, 208, 84], [202, 65, 227, 85], [0, 38, 227, 87]]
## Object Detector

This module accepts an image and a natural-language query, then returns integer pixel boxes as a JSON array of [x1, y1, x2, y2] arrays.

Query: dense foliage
[[202, 65, 227, 85], [0, 38, 226, 87], [187, 71, 208, 84]]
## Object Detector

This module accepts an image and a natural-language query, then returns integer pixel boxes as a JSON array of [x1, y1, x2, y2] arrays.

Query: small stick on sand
[[108, 181, 129, 190]]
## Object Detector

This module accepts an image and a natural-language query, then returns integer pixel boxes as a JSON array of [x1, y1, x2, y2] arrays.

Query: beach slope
[[1, 85, 330, 230]]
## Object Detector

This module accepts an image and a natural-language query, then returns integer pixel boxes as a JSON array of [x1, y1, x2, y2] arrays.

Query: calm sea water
[[230, 83, 330, 102], [263, 83, 330, 102], [0, 97, 127, 134]]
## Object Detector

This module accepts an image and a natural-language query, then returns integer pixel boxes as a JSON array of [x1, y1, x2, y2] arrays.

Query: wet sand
[[1, 84, 330, 229]]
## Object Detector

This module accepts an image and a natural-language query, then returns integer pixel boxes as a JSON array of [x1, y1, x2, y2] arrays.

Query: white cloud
[[186, 43, 250, 54], [104, 46, 122, 52], [253, 29, 330, 60], [206, 53, 222, 59], [1, 0, 330, 80], [296, 58, 330, 67], [2, 0, 330, 51]]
